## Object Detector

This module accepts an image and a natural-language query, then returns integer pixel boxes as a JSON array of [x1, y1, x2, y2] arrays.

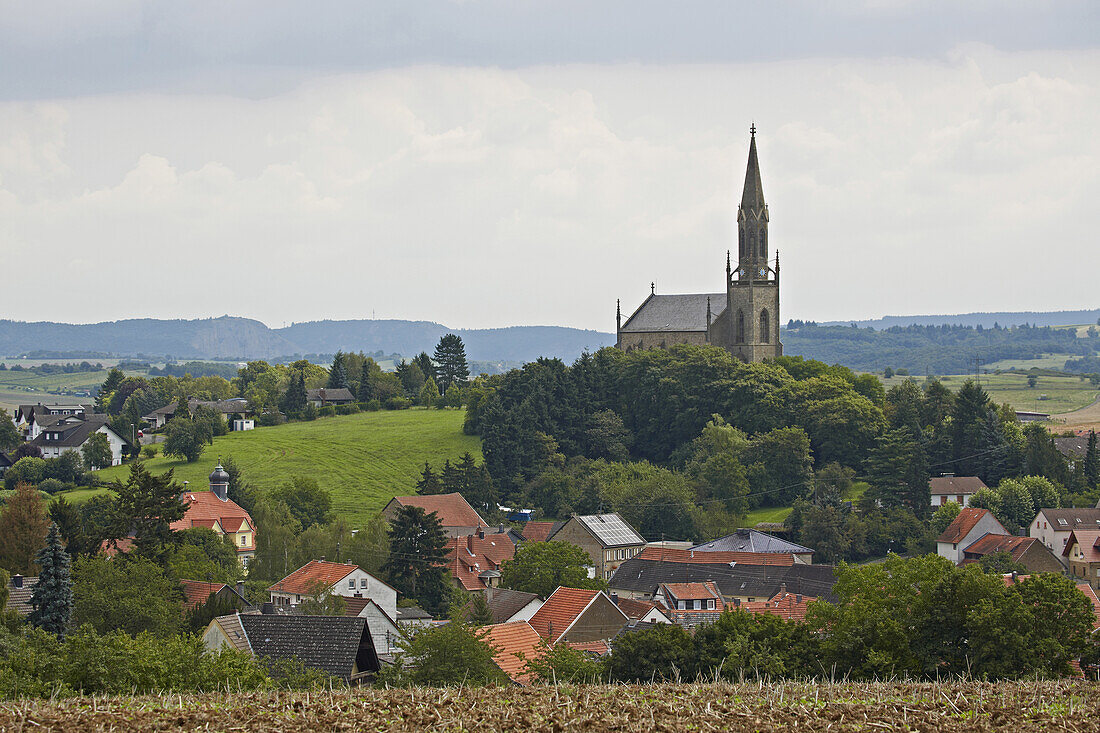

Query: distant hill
[[0, 316, 616, 363], [818, 309, 1100, 330]]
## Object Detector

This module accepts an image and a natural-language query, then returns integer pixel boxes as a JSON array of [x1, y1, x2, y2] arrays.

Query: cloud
[[0, 48, 1097, 330]]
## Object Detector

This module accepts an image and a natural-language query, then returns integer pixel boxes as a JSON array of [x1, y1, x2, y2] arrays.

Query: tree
[[466, 591, 494, 625], [433, 334, 469, 394], [170, 528, 242, 583], [929, 501, 961, 536], [1027, 374, 1038, 388], [71, 556, 184, 637], [950, 380, 992, 478], [48, 496, 94, 559], [413, 352, 436, 384], [883, 366, 894, 379], [81, 431, 113, 471], [810, 463, 851, 508], [327, 351, 349, 390], [10, 442, 43, 460], [416, 463, 443, 495], [396, 360, 426, 398], [280, 372, 307, 414], [419, 378, 440, 407], [109, 463, 187, 562], [499, 541, 604, 598], [270, 476, 333, 530], [0, 483, 50, 575], [28, 524, 72, 637], [380, 621, 506, 687], [95, 368, 124, 412], [0, 408, 20, 452], [604, 623, 694, 682], [584, 409, 633, 461], [356, 361, 376, 402], [977, 551, 1028, 575], [382, 505, 450, 615], [221, 456, 255, 513], [863, 428, 930, 516], [4, 456, 45, 490], [162, 414, 213, 463], [247, 498, 301, 582], [1085, 430, 1100, 489]]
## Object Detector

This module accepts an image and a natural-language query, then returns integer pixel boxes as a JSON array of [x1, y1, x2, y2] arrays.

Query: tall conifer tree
[[433, 334, 469, 394], [327, 351, 349, 390], [29, 523, 72, 637]]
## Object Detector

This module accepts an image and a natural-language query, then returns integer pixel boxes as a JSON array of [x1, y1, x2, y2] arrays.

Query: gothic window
[[739, 230, 745, 258], [750, 231, 756, 259], [759, 309, 770, 344], [760, 228, 767, 259], [736, 310, 745, 343]]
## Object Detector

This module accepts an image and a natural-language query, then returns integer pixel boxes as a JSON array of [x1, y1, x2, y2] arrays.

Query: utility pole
[[970, 356, 984, 386]]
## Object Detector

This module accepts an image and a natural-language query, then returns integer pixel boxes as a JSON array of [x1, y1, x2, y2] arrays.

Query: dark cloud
[[0, 0, 1096, 99]]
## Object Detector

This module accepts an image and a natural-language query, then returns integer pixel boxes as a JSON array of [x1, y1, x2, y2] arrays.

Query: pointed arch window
[[759, 229, 767, 259], [736, 310, 745, 344], [759, 309, 770, 344], [739, 230, 745, 258]]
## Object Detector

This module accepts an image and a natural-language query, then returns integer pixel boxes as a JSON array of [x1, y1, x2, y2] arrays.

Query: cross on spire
[[750, 122, 756, 137], [650, 282, 655, 295]]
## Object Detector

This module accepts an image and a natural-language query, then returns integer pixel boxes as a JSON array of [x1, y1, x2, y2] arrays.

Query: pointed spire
[[651, 282, 655, 295], [741, 124, 765, 213], [616, 299, 622, 331], [726, 250, 732, 277]]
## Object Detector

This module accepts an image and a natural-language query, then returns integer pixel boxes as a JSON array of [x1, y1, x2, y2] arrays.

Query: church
[[616, 127, 782, 363]]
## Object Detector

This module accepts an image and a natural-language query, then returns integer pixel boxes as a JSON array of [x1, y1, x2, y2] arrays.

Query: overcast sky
[[1, 1, 1098, 330]]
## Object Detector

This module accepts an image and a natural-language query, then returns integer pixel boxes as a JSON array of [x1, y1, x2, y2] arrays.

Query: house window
[[361, 579, 369, 588], [707, 599, 715, 610], [240, 536, 246, 546], [348, 579, 355, 590]]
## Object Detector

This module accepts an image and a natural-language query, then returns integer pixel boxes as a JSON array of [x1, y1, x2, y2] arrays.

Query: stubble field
[[3, 681, 1098, 732]]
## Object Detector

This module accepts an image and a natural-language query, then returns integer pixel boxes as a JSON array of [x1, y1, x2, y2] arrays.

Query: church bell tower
[[726, 125, 782, 361]]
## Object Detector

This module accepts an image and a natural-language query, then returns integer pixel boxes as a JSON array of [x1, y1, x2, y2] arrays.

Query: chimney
[[477, 527, 485, 540], [11, 574, 22, 589], [467, 535, 474, 552], [261, 602, 275, 615], [611, 592, 619, 606], [733, 598, 740, 607], [236, 580, 245, 597], [320, 556, 326, 563], [779, 582, 786, 596]]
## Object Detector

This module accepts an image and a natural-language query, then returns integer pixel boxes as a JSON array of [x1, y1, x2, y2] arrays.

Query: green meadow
[[85, 409, 482, 527]]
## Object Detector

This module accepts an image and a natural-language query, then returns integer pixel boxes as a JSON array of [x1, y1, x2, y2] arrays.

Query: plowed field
[[1, 681, 1098, 732]]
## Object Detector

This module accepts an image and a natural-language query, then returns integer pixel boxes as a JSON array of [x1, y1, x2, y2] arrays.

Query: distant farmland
[[89, 409, 481, 526]]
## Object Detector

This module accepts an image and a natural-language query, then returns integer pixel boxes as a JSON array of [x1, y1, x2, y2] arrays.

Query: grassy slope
[[881, 371, 1098, 414], [87, 409, 481, 527]]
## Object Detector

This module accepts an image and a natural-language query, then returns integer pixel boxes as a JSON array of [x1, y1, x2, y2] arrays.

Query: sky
[[1, 1, 1098, 331]]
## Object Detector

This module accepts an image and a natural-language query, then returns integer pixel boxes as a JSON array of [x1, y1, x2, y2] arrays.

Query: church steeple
[[736, 124, 770, 277]]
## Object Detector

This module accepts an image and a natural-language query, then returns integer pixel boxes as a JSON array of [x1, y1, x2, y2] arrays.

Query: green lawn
[[79, 409, 482, 527], [745, 505, 792, 526]]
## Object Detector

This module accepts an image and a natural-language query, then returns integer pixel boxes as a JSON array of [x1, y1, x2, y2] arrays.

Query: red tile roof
[[180, 580, 228, 611], [446, 534, 517, 591], [636, 546, 794, 566], [389, 493, 487, 530], [100, 538, 134, 557], [521, 521, 559, 543], [562, 639, 612, 656], [741, 590, 817, 622], [1063, 530, 1100, 562], [960, 533, 1037, 562], [929, 476, 987, 495], [528, 587, 601, 644], [479, 622, 545, 685], [661, 582, 723, 601], [268, 560, 357, 595], [937, 507, 994, 544], [171, 491, 255, 552], [614, 597, 663, 621]]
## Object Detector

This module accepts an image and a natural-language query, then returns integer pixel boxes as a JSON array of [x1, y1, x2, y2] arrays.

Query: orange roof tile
[[520, 521, 559, 543], [180, 580, 227, 611], [937, 507, 994, 544], [1063, 530, 1100, 562], [268, 560, 357, 595], [1076, 583, 1100, 631], [661, 582, 723, 601], [446, 534, 517, 591], [528, 587, 601, 644], [960, 533, 1037, 561], [562, 639, 612, 656], [390, 493, 487, 530], [100, 538, 134, 557], [741, 590, 817, 622], [171, 491, 255, 551], [636, 547, 794, 566], [479, 622, 545, 685]]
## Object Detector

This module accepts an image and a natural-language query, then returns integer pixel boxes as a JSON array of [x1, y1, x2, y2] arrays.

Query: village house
[[4, 574, 36, 617], [13, 403, 92, 439], [527, 587, 630, 646], [1053, 434, 1095, 474], [0, 451, 14, 477], [180, 580, 252, 612], [445, 530, 517, 592], [958, 533, 1064, 574], [306, 387, 356, 408], [342, 597, 404, 657], [1063, 529, 1100, 591], [741, 587, 816, 622], [203, 612, 380, 683], [381, 492, 488, 537], [268, 560, 397, 619], [479, 621, 546, 685], [30, 413, 129, 467], [930, 475, 987, 508], [395, 606, 433, 631], [546, 513, 647, 581], [610, 595, 672, 625], [654, 582, 726, 627], [143, 398, 253, 430], [608, 547, 836, 605], [463, 587, 544, 625], [171, 465, 256, 568], [1030, 508, 1100, 562], [519, 520, 564, 543], [936, 507, 1006, 564], [691, 528, 814, 564]]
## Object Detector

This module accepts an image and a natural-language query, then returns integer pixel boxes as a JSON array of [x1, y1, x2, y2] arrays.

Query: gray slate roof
[[1038, 508, 1100, 531], [691, 528, 814, 556], [608, 558, 837, 603], [474, 588, 541, 624], [306, 388, 355, 402], [231, 614, 378, 680], [561, 514, 646, 548], [929, 476, 987, 495], [1054, 436, 1092, 460], [30, 416, 122, 449], [619, 294, 726, 333]]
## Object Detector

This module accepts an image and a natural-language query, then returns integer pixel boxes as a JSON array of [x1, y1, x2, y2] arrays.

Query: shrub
[[318, 406, 336, 418], [335, 404, 359, 416], [384, 397, 411, 411], [258, 412, 286, 427], [364, 400, 382, 412], [301, 403, 318, 421], [141, 446, 157, 460], [4, 457, 45, 490], [36, 479, 67, 495]]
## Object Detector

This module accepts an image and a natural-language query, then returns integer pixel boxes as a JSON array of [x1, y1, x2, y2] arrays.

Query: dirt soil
[[0, 681, 1098, 732], [1055, 395, 1100, 433]]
